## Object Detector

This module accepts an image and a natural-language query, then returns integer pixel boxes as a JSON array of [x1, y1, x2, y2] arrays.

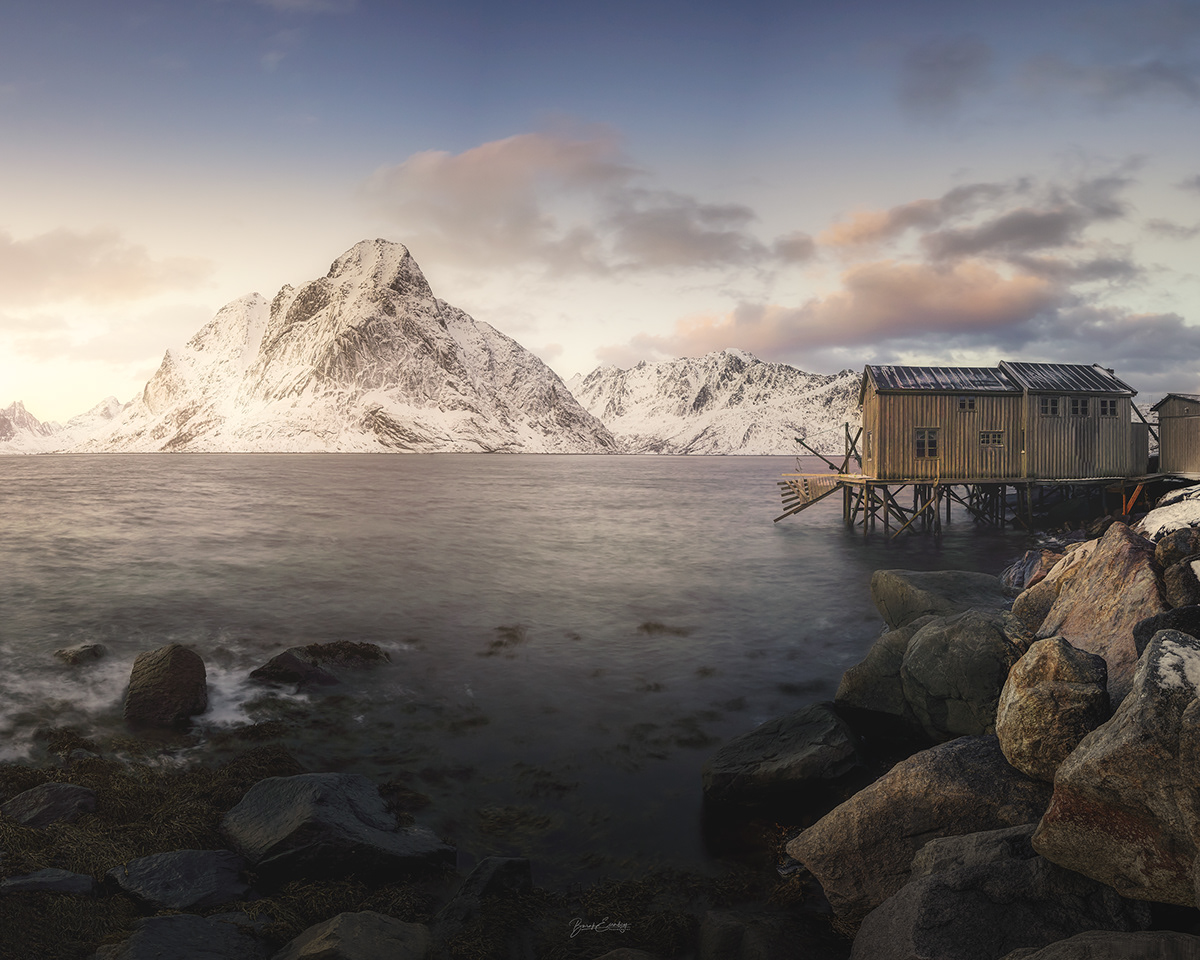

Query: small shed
[[1152, 393, 1200, 475], [859, 361, 1141, 482]]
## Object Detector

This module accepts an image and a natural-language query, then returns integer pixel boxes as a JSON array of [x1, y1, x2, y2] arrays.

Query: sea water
[[0, 453, 1033, 882]]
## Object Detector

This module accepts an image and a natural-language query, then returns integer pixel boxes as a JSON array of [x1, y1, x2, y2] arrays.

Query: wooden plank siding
[[1022, 394, 1133, 479], [863, 381, 1023, 480], [1156, 396, 1200, 473], [860, 363, 1142, 482]]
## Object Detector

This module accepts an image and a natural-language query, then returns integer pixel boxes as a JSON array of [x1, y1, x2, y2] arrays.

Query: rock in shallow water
[[249, 640, 390, 688], [701, 702, 864, 808], [870, 570, 1010, 630], [123, 643, 207, 727], [220, 772, 454, 882], [1, 781, 96, 827], [106, 849, 249, 911]]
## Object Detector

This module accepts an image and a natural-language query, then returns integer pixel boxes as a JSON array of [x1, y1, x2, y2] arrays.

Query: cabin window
[[958, 395, 975, 411], [915, 428, 939, 458], [1099, 399, 1118, 417], [980, 431, 1004, 447], [1070, 397, 1089, 417], [1040, 396, 1060, 417]]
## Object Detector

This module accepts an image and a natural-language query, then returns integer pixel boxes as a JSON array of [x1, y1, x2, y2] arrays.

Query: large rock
[[836, 617, 936, 726], [92, 914, 269, 960], [1036, 523, 1168, 704], [1010, 581, 1059, 636], [123, 644, 208, 727], [701, 702, 863, 807], [870, 570, 1010, 630], [1136, 484, 1200, 540], [53, 642, 106, 665], [1163, 557, 1200, 608], [1000, 930, 1200, 959], [1, 782, 96, 827], [221, 773, 454, 882], [1, 868, 96, 895], [250, 641, 390, 688], [106, 849, 249, 911], [1033, 630, 1200, 906], [1155, 527, 1200, 569], [1001, 550, 1066, 595], [850, 824, 1150, 960], [995, 638, 1110, 783], [433, 856, 533, 942], [1133, 606, 1200, 655], [785, 736, 1051, 921], [272, 911, 430, 960], [900, 610, 1022, 741]]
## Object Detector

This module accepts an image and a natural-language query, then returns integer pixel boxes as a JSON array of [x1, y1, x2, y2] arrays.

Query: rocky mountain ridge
[[567, 350, 862, 455]]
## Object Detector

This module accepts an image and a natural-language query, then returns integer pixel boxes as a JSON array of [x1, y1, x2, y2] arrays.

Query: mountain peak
[[326, 238, 432, 300]]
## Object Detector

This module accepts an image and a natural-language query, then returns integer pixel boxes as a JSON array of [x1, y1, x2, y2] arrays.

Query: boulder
[[271, 911, 431, 960], [1136, 484, 1200, 541], [1155, 527, 1200, 569], [53, 642, 106, 665], [1133, 605, 1200, 655], [1000, 930, 1200, 959], [850, 824, 1150, 960], [701, 702, 864, 808], [835, 617, 936, 727], [1001, 550, 1066, 595], [0, 868, 96, 895], [1010, 580, 1059, 636], [433, 856, 533, 941], [1036, 523, 1168, 704], [870, 570, 1010, 630], [785, 736, 1051, 921], [1163, 557, 1200, 608], [106, 849, 249, 911], [1033, 630, 1200, 906], [91, 914, 269, 960], [900, 610, 1022, 741], [1, 782, 96, 827], [995, 638, 1110, 783], [221, 773, 454, 882], [123, 644, 208, 727], [250, 641, 390, 688]]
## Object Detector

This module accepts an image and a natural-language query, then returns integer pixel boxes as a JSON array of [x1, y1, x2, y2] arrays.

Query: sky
[[4, 0, 1200, 421]]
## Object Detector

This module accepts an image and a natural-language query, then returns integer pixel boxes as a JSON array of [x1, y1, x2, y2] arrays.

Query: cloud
[[897, 35, 994, 119], [0, 230, 212, 307], [1146, 218, 1200, 240], [606, 258, 1059, 362], [819, 183, 1009, 249], [364, 131, 811, 275], [1178, 174, 1200, 192]]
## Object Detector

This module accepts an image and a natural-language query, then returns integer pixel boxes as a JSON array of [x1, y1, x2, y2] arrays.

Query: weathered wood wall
[[1157, 396, 1200, 473]]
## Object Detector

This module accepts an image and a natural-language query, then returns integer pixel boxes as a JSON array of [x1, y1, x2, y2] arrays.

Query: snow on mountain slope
[[567, 350, 863, 455], [67, 239, 618, 453], [0, 401, 59, 453]]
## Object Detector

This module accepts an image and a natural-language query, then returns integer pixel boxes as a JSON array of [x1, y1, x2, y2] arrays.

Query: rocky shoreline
[[10, 486, 1200, 958]]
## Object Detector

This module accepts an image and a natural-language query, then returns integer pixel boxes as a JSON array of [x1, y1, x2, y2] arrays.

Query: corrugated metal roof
[[999, 361, 1135, 395], [866, 365, 1019, 393], [1152, 393, 1200, 411]]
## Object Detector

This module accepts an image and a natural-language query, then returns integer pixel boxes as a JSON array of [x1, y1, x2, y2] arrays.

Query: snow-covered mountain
[[49, 239, 618, 453], [567, 351, 862, 455], [0, 401, 60, 452]]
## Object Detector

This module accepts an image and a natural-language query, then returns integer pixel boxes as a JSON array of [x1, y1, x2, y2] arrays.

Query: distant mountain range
[[0, 239, 863, 455]]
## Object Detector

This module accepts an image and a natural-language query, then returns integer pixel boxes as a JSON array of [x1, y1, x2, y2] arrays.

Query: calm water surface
[[0, 454, 1033, 883]]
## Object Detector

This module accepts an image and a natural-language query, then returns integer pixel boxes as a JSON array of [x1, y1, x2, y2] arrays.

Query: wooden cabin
[[1152, 393, 1200, 474], [859, 361, 1142, 482]]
